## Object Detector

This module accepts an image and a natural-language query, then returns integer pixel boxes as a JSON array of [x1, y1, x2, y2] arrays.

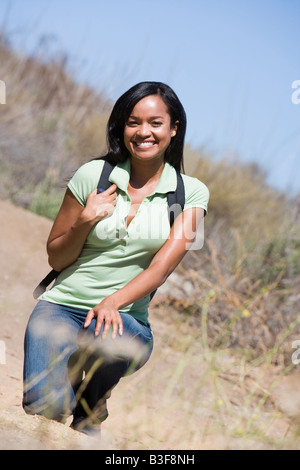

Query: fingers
[[98, 184, 117, 196], [111, 318, 118, 340], [85, 184, 117, 222], [102, 186, 117, 205], [111, 313, 123, 339], [84, 306, 123, 340], [104, 183, 117, 194], [101, 318, 111, 340], [89, 185, 117, 204], [101, 312, 123, 340], [118, 318, 123, 337], [97, 185, 117, 209], [84, 309, 95, 329]]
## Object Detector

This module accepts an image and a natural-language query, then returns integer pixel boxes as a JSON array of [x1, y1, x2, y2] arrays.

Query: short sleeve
[[67, 159, 105, 206], [182, 175, 210, 215]]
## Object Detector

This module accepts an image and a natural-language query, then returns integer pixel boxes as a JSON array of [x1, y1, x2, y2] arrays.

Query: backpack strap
[[167, 171, 185, 225], [33, 268, 60, 299], [97, 160, 115, 193], [150, 171, 185, 300]]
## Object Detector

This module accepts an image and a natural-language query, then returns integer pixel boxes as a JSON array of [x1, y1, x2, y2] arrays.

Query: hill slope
[[1, 199, 300, 450]]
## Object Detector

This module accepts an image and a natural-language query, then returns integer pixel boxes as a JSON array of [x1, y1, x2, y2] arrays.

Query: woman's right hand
[[82, 184, 117, 223], [47, 184, 117, 271]]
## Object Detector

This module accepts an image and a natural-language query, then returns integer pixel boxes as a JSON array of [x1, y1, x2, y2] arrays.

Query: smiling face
[[123, 94, 177, 163]]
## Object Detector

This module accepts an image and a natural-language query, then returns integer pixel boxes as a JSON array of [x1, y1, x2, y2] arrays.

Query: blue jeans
[[23, 300, 153, 425]]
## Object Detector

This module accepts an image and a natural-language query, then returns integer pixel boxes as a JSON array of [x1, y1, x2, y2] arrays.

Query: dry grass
[[158, 225, 300, 367], [0, 33, 111, 217]]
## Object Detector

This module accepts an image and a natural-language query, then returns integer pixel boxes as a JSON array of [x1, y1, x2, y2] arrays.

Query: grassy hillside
[[0, 33, 110, 218], [1, 32, 300, 369]]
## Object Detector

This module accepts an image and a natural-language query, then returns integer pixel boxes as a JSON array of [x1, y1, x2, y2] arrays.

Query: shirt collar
[[109, 159, 177, 195], [153, 162, 177, 194], [109, 159, 131, 192]]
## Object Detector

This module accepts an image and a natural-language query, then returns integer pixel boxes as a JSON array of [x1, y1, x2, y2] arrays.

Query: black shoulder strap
[[167, 171, 185, 225], [150, 171, 185, 301], [33, 268, 60, 299], [97, 160, 115, 193]]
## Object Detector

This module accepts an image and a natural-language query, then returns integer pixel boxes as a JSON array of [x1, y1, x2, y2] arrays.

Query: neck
[[129, 157, 165, 189]]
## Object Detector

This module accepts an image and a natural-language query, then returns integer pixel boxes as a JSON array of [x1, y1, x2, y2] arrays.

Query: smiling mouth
[[133, 141, 156, 148]]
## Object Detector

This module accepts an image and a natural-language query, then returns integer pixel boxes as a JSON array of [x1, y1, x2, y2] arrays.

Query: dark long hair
[[102, 81, 187, 172]]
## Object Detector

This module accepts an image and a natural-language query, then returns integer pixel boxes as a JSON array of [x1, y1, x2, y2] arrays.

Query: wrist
[[101, 294, 121, 311], [76, 209, 98, 227]]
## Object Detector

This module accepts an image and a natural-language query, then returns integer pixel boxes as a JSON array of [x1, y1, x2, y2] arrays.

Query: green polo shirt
[[39, 158, 209, 324]]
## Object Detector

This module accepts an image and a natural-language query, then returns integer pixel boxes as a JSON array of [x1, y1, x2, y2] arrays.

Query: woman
[[23, 81, 209, 435]]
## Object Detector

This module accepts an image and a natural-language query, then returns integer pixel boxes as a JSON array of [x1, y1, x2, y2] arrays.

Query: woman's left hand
[[84, 298, 123, 339]]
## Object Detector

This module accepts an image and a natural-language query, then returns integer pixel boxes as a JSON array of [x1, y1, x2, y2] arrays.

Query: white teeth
[[135, 142, 155, 147]]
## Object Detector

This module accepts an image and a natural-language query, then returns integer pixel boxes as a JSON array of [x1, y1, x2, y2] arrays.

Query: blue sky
[[1, 0, 300, 195]]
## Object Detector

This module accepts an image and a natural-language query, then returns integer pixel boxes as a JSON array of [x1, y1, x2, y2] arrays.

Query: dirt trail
[[0, 199, 299, 450]]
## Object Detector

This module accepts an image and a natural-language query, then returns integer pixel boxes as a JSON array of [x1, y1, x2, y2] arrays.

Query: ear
[[171, 120, 179, 138]]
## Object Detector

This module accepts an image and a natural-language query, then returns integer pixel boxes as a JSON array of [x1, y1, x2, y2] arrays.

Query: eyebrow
[[128, 115, 165, 120]]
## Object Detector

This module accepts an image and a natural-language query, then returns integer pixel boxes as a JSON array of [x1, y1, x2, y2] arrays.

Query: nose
[[136, 123, 151, 137]]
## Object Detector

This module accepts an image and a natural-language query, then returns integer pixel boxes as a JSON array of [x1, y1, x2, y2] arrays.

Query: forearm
[[47, 214, 95, 271], [102, 208, 203, 311], [106, 261, 171, 310]]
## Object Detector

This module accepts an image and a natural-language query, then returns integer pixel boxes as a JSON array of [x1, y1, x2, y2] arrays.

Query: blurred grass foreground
[[1, 30, 300, 417]]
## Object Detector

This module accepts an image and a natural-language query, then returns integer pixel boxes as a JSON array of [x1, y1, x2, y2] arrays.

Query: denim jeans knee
[[23, 301, 153, 424]]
